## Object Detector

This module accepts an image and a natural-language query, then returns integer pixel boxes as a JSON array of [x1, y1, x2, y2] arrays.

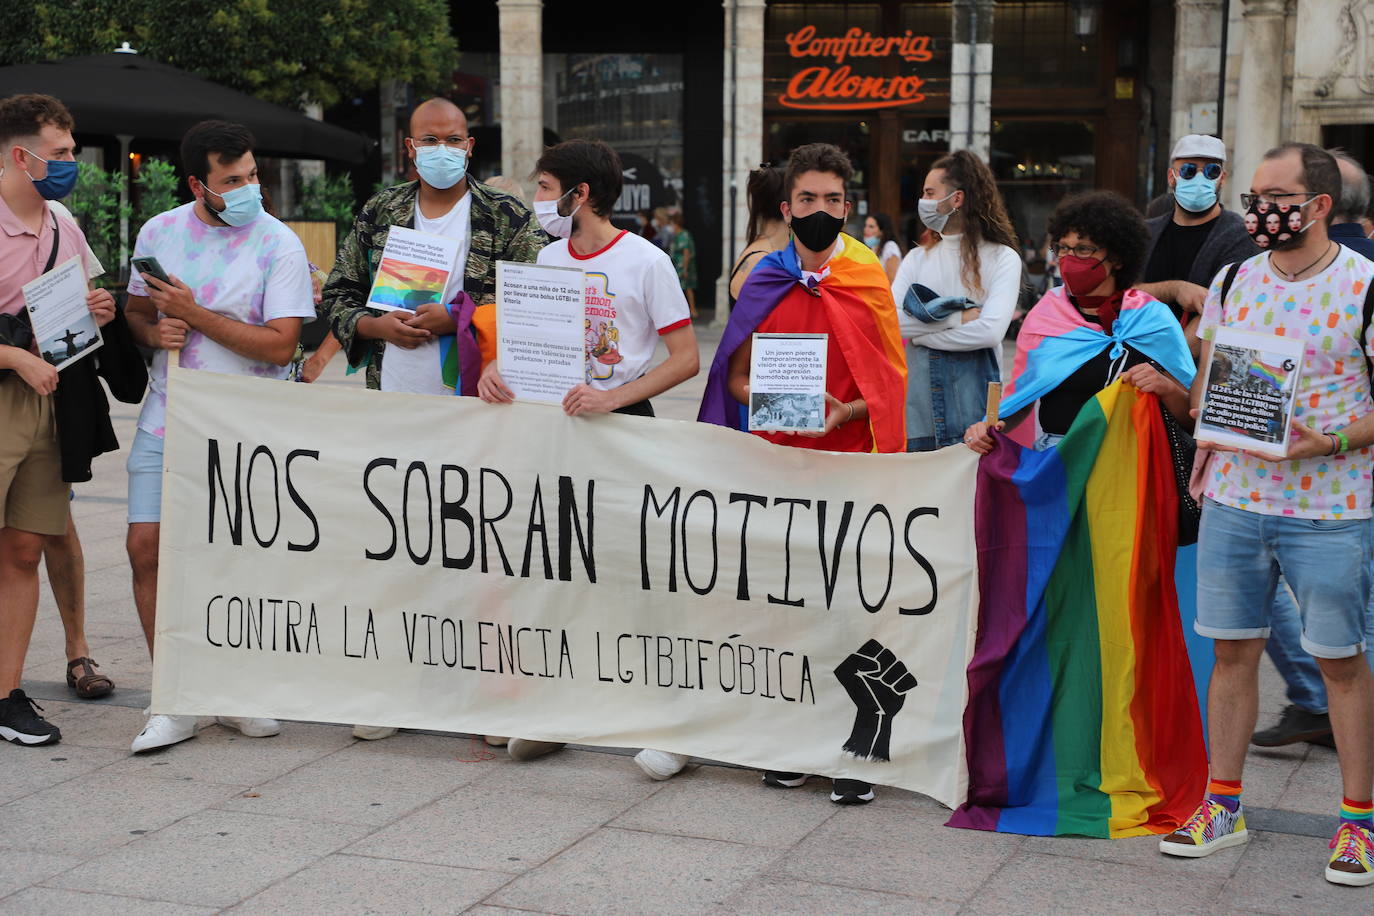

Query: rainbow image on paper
[[368, 258, 447, 311], [1247, 358, 1287, 390]]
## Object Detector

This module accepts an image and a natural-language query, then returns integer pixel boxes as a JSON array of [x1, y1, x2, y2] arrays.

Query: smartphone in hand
[[132, 256, 172, 285]]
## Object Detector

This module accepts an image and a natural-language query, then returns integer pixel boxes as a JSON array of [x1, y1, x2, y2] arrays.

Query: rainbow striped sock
[[1341, 797, 1373, 828], [1207, 778, 1242, 813]]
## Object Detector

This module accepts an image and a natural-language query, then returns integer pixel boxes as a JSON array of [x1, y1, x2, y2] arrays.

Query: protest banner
[[151, 369, 979, 806]]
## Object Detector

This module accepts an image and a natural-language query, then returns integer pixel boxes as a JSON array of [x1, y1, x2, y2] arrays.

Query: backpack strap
[[1217, 260, 1242, 315]]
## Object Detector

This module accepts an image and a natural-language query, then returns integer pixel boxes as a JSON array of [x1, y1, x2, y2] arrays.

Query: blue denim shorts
[[126, 428, 164, 524], [1195, 498, 1370, 658]]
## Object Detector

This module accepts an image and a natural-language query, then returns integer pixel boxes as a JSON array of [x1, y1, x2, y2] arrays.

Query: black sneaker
[[0, 689, 61, 746], [762, 771, 808, 788], [1251, 704, 1332, 747], [830, 779, 875, 805]]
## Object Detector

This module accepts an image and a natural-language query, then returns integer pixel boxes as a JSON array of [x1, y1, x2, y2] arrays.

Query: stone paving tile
[[216, 742, 483, 826], [770, 804, 1023, 903], [466, 746, 667, 804], [1216, 830, 1372, 913], [0, 846, 84, 898], [1273, 747, 1344, 816], [0, 886, 217, 915], [33, 698, 151, 750], [488, 826, 781, 916], [97, 719, 356, 786], [1023, 832, 1245, 879], [346, 788, 630, 873], [1238, 744, 1310, 809], [609, 764, 836, 848], [46, 809, 370, 908], [464, 907, 560, 916], [966, 849, 1222, 913], [0, 743, 125, 805], [711, 874, 946, 915], [230, 853, 511, 915], [0, 771, 246, 857]]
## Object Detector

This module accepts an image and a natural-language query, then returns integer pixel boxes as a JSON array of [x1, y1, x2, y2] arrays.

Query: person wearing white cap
[[1136, 134, 1258, 337]]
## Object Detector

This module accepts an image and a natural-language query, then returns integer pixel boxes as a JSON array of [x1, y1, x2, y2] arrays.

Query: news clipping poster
[[22, 255, 102, 371], [1197, 327, 1305, 456], [748, 333, 828, 432], [495, 260, 586, 405]]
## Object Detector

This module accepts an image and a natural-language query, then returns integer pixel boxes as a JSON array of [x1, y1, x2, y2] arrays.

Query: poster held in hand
[[748, 333, 828, 432], [365, 226, 461, 313], [1196, 327, 1305, 456], [22, 255, 103, 371], [496, 260, 586, 405]]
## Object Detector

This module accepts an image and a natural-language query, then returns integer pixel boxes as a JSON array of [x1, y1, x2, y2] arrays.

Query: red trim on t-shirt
[[657, 317, 691, 336], [567, 229, 629, 261]]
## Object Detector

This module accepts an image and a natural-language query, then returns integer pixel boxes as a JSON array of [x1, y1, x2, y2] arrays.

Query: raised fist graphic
[[833, 639, 917, 762]]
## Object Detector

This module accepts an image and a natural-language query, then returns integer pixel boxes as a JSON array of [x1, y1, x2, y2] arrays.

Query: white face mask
[[533, 187, 581, 239], [918, 190, 958, 234]]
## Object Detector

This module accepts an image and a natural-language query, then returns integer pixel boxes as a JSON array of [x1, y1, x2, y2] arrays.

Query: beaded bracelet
[[1327, 433, 1341, 457]]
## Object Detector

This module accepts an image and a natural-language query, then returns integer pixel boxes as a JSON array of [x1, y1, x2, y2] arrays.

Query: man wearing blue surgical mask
[[1137, 134, 1258, 338], [321, 97, 546, 402]]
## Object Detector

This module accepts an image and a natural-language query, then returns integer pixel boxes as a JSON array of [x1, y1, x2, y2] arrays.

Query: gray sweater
[[1145, 208, 1259, 290]]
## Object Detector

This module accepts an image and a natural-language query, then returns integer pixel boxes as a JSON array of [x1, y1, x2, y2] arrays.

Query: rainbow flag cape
[[698, 235, 907, 452], [948, 380, 1208, 837]]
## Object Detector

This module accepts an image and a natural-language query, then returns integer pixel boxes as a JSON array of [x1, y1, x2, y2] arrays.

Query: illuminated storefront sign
[[778, 25, 935, 111]]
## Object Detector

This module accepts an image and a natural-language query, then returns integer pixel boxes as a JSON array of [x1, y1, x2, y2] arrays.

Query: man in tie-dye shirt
[[122, 120, 314, 755]]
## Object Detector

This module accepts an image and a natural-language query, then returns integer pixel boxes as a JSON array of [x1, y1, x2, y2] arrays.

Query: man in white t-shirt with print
[[123, 120, 315, 753], [477, 138, 699, 771], [1160, 142, 1374, 888]]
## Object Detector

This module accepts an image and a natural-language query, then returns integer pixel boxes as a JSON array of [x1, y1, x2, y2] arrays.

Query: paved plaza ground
[[1, 325, 1364, 913]]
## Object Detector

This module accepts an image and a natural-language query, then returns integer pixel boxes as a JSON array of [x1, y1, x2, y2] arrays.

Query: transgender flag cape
[[698, 234, 907, 452], [948, 380, 1209, 838]]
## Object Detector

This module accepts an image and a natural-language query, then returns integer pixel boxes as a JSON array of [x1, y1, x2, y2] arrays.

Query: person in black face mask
[[697, 141, 907, 808]]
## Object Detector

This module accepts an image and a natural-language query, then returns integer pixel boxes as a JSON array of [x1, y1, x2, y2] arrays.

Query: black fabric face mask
[[789, 209, 844, 254]]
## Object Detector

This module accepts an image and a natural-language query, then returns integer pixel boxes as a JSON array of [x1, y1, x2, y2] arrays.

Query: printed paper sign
[[748, 333, 828, 432], [22, 256, 102, 371], [1197, 327, 1304, 455], [496, 260, 586, 405], [366, 226, 461, 313]]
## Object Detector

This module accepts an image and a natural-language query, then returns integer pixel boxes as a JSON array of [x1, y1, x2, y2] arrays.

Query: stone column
[[713, 0, 767, 328], [498, 0, 544, 192], [1231, 0, 1288, 203], [1169, 0, 1225, 147], [949, 0, 994, 160]]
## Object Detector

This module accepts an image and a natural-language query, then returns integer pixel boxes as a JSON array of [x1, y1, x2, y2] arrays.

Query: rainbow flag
[[1247, 359, 1287, 391], [948, 380, 1208, 837]]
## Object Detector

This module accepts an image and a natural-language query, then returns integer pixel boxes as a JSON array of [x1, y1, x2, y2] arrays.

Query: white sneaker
[[352, 725, 398, 740], [507, 738, 566, 761], [635, 749, 689, 780], [216, 716, 281, 738], [131, 714, 198, 753]]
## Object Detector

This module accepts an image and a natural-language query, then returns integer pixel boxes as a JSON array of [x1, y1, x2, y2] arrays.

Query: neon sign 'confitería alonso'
[[779, 25, 934, 111]]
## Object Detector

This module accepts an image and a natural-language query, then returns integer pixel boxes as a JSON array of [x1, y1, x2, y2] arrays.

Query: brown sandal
[[66, 657, 114, 699]]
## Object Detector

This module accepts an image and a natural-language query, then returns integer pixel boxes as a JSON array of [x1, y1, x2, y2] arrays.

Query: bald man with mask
[[321, 97, 546, 395]]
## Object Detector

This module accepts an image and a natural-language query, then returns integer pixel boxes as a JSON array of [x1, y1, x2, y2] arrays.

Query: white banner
[[152, 369, 980, 806]]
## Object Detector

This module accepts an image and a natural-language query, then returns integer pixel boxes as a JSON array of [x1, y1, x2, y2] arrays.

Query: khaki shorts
[[0, 373, 68, 536]]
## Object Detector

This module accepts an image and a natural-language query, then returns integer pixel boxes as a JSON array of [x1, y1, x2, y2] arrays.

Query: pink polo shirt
[[0, 193, 90, 317]]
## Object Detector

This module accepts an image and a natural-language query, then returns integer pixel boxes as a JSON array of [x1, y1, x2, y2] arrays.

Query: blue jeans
[[1265, 578, 1374, 714], [905, 345, 1000, 452], [1195, 499, 1369, 658]]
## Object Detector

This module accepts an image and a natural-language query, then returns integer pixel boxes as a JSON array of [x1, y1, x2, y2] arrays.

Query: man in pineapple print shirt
[[1160, 142, 1374, 888]]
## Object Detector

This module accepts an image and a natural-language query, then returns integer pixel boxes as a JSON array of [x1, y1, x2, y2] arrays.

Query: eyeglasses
[[1177, 162, 1222, 181], [411, 137, 469, 148], [1053, 243, 1102, 258], [1240, 192, 1320, 209]]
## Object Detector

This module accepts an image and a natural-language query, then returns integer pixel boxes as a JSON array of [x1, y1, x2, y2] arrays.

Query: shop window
[[992, 2, 1097, 90], [991, 118, 1095, 247], [545, 53, 685, 226]]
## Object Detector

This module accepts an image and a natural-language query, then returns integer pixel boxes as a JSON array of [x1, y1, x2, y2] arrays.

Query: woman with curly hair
[[964, 190, 1195, 452], [892, 150, 1024, 450]]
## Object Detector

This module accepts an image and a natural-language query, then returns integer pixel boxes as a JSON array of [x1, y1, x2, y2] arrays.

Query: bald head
[[409, 97, 466, 137], [1328, 148, 1371, 224]]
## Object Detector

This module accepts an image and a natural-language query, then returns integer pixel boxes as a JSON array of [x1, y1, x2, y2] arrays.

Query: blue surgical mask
[[19, 148, 78, 200], [414, 145, 468, 190], [1173, 174, 1218, 213], [203, 182, 263, 227]]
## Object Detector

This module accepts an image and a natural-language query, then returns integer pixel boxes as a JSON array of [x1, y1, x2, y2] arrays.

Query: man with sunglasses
[[1137, 135, 1258, 328]]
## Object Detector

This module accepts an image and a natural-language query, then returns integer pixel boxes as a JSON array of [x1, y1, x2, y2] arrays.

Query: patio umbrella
[[0, 50, 371, 162]]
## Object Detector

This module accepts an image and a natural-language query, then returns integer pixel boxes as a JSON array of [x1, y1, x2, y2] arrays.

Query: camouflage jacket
[[320, 179, 547, 389]]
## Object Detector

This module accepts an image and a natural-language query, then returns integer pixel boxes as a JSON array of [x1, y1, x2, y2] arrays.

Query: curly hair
[[922, 150, 1018, 296], [0, 93, 73, 148], [784, 143, 854, 197], [1046, 190, 1149, 288]]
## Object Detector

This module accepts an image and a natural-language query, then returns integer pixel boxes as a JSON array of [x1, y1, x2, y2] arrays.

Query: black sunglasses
[[1178, 162, 1223, 181]]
